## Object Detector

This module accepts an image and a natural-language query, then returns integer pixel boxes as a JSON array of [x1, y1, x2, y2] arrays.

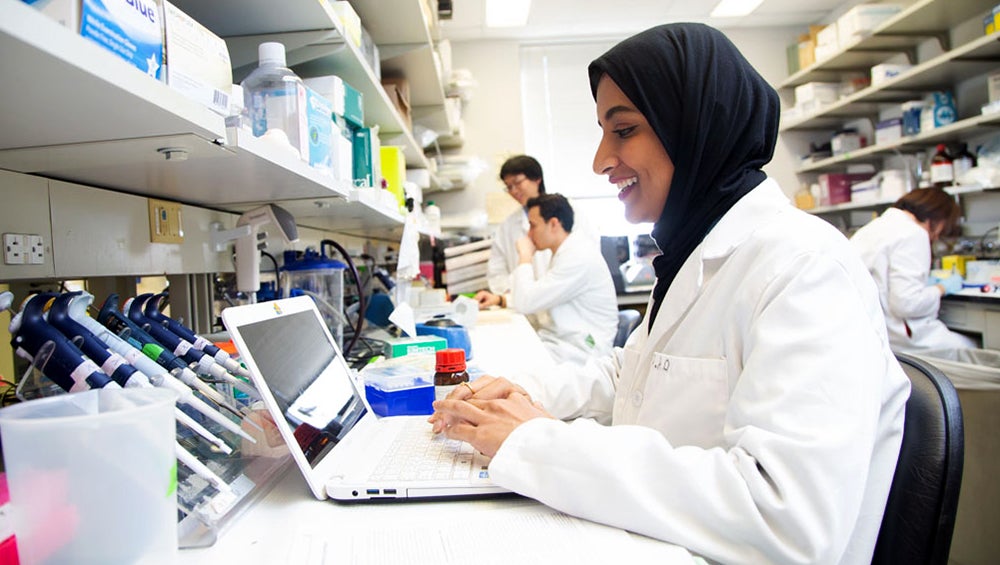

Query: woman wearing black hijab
[[430, 23, 909, 563]]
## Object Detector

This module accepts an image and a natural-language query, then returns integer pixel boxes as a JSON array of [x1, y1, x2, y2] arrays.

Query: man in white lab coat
[[510, 193, 618, 366], [477, 155, 600, 311]]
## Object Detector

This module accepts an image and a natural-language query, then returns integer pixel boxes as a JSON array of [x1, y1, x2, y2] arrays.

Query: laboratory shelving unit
[[780, 0, 1000, 170], [0, 0, 454, 547], [0, 0, 453, 238], [776, 0, 1000, 228]]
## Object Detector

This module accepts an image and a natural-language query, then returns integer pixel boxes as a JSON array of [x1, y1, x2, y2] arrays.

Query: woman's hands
[[427, 375, 553, 457]]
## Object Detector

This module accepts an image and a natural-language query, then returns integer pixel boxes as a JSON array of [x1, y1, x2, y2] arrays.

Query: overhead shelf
[[0, 0, 406, 231], [781, 0, 998, 88], [796, 111, 1000, 174], [782, 30, 1000, 132]]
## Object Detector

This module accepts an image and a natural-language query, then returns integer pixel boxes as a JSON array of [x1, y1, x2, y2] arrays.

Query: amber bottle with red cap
[[434, 348, 469, 401]]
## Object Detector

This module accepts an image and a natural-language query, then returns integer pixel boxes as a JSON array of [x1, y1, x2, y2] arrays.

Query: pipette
[[125, 295, 260, 400], [143, 293, 253, 380], [7, 293, 120, 392], [3, 292, 240, 510], [66, 292, 256, 444], [47, 292, 234, 454], [97, 294, 237, 410]]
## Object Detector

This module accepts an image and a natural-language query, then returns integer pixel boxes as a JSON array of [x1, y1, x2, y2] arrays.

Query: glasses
[[503, 176, 529, 192]]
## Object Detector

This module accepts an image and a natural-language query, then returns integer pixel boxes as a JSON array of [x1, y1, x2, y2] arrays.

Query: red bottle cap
[[436, 348, 466, 372]]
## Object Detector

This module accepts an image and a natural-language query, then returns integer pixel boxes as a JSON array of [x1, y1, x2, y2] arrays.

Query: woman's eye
[[612, 126, 637, 138]]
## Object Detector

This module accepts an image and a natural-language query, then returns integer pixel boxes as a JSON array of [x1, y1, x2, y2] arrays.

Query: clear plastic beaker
[[0, 387, 178, 564]]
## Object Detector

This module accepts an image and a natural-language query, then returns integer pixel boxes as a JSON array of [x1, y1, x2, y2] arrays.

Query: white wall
[[433, 26, 803, 234]]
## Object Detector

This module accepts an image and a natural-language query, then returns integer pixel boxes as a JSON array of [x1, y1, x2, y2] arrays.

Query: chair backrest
[[871, 353, 964, 565], [614, 309, 641, 348]]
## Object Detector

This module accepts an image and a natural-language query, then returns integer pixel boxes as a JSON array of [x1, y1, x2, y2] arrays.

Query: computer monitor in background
[[600, 236, 629, 293]]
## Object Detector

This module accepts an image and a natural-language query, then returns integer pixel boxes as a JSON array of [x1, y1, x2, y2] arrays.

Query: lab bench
[[180, 310, 697, 563], [940, 290, 1000, 348]]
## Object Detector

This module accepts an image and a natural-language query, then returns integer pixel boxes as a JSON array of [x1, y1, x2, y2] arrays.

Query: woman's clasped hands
[[427, 375, 553, 457]]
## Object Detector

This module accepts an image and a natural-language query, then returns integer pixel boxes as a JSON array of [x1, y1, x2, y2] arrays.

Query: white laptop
[[222, 295, 509, 501]]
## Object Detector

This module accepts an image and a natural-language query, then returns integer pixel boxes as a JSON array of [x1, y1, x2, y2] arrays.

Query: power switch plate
[[27, 235, 45, 265], [3, 233, 25, 265], [149, 198, 185, 243]]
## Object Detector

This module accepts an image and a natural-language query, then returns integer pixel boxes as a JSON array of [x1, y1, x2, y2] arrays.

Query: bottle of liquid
[[930, 143, 954, 189], [952, 143, 977, 184], [425, 201, 442, 235], [434, 348, 469, 402], [241, 42, 306, 160]]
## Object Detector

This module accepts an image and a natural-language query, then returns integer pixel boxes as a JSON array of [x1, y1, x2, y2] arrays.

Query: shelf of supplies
[[171, 0, 438, 174], [781, 0, 998, 88], [796, 112, 1000, 174], [781, 30, 1000, 132], [0, 0, 225, 152], [807, 184, 994, 215], [0, 1, 407, 230]]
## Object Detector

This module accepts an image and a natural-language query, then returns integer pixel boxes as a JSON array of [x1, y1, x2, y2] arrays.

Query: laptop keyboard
[[368, 422, 478, 482]]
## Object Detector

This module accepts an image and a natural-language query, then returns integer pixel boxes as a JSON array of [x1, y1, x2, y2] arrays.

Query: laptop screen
[[236, 309, 366, 468]]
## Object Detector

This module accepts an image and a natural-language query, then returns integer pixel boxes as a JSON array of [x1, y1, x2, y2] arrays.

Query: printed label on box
[[80, 0, 164, 80]]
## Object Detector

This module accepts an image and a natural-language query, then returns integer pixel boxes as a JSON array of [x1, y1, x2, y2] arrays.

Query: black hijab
[[588, 23, 780, 328]]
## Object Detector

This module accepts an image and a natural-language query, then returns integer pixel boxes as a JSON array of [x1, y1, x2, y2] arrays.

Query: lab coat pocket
[[640, 353, 729, 448]]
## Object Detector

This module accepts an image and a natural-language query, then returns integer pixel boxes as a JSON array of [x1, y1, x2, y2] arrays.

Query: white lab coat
[[496, 179, 910, 564], [850, 207, 977, 353], [487, 205, 600, 295], [487, 209, 551, 294], [510, 231, 619, 366]]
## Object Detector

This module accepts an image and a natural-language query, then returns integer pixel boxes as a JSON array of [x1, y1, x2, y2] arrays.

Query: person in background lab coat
[[475, 155, 552, 309], [509, 193, 618, 365], [430, 23, 909, 564], [850, 187, 978, 353], [476, 155, 600, 310]]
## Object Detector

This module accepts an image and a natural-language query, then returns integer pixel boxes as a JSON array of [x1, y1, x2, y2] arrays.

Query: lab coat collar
[[648, 178, 784, 341], [699, 178, 786, 260]]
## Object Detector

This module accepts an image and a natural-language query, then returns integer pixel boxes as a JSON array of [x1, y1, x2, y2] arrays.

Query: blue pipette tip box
[[363, 367, 434, 417]]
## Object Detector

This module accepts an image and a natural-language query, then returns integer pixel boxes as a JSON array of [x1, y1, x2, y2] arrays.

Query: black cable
[[321, 239, 366, 357], [261, 250, 281, 296]]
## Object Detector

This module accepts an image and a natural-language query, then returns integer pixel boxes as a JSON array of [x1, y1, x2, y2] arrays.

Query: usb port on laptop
[[384, 488, 397, 495], [366, 489, 379, 495]]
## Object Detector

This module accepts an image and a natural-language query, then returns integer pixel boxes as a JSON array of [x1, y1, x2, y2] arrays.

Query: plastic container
[[241, 42, 307, 159], [425, 201, 442, 234], [281, 249, 346, 349], [362, 357, 436, 416], [0, 388, 178, 565]]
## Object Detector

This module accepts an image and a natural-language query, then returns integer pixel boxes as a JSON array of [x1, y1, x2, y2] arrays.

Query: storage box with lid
[[836, 3, 902, 46]]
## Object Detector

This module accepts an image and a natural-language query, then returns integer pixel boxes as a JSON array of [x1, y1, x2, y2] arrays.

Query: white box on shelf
[[875, 118, 902, 145], [837, 4, 902, 45], [814, 42, 840, 62], [163, 1, 232, 116], [794, 82, 840, 105], [816, 22, 839, 48], [871, 63, 911, 85]]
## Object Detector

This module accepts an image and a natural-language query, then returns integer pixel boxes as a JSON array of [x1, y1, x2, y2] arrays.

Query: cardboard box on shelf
[[818, 172, 875, 205], [163, 1, 232, 115], [382, 77, 412, 130], [837, 3, 902, 46]]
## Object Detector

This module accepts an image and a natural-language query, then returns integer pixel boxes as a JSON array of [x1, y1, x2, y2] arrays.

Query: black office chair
[[871, 353, 964, 565], [614, 309, 641, 348]]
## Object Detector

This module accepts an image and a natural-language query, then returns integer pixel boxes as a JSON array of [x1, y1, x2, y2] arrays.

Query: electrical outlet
[[3, 233, 25, 265], [148, 198, 185, 243], [27, 235, 44, 265]]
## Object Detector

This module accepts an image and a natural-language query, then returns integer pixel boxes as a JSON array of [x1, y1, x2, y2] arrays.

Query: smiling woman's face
[[591, 74, 675, 224]]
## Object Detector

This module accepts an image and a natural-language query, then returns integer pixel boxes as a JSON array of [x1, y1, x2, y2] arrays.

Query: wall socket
[[4, 233, 25, 264], [3, 233, 44, 265], [149, 198, 185, 243]]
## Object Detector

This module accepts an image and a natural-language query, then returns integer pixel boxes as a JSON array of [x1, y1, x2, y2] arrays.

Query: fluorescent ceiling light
[[710, 0, 765, 17], [486, 0, 531, 28]]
